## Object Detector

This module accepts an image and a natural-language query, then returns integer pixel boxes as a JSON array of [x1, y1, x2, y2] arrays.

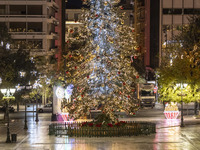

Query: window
[[10, 5, 26, 15], [184, 9, 194, 14], [27, 40, 43, 49], [11, 40, 26, 49], [163, 9, 182, 15], [65, 14, 68, 20], [194, 9, 200, 14], [173, 9, 182, 15], [10, 22, 26, 32], [0, 5, 5, 15], [74, 13, 79, 21], [28, 22, 42, 32], [27, 5, 42, 15], [163, 9, 172, 14]]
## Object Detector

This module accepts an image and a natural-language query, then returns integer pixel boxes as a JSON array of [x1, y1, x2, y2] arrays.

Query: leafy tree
[[0, 25, 38, 110], [179, 16, 200, 52], [158, 55, 200, 104], [158, 16, 200, 106]]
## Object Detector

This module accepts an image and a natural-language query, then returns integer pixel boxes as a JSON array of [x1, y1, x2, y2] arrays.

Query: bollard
[[11, 134, 17, 142]]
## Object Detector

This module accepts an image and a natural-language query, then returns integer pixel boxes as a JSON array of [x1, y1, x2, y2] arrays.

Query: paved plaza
[[0, 104, 200, 150]]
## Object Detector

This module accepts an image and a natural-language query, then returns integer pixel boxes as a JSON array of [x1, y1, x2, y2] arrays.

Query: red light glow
[[164, 111, 179, 119]]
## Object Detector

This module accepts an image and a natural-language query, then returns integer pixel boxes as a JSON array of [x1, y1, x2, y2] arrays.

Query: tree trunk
[[17, 101, 19, 112], [45, 90, 47, 104], [42, 90, 45, 105]]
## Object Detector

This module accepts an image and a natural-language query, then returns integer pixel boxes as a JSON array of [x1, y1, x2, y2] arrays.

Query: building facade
[[55, 0, 65, 71], [0, 0, 59, 70], [159, 0, 200, 66], [134, 0, 159, 81]]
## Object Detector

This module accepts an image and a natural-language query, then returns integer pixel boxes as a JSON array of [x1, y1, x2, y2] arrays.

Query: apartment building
[[134, 0, 159, 81], [0, 0, 59, 70], [160, 0, 200, 65]]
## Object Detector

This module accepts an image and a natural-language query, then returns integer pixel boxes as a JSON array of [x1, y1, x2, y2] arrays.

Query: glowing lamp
[[10, 89, 16, 94], [1, 89, 7, 94], [56, 87, 64, 99]]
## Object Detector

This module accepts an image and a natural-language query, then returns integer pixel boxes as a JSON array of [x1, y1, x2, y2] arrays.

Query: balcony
[[47, 32, 58, 39], [47, 0, 59, 11], [0, 0, 46, 1], [0, 0, 47, 5], [9, 32, 46, 35], [30, 49, 54, 57], [47, 15, 58, 24]]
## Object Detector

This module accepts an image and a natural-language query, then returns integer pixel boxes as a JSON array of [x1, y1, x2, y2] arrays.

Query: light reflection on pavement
[[0, 106, 200, 149]]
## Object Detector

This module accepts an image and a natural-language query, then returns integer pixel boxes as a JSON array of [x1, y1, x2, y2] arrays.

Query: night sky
[[66, 0, 82, 8]]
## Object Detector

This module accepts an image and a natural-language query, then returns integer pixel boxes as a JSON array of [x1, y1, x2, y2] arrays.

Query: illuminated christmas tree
[[63, 0, 142, 121]]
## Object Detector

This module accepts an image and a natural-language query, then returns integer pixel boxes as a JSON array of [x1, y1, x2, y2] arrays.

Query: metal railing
[[49, 121, 156, 137]]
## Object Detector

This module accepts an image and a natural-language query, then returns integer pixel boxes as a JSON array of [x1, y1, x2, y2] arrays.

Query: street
[[0, 103, 200, 150]]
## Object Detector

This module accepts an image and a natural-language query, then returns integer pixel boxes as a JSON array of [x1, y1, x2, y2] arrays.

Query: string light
[[63, 0, 142, 121]]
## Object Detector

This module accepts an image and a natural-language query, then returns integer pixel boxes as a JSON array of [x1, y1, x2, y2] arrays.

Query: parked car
[[0, 106, 15, 113], [38, 103, 52, 113]]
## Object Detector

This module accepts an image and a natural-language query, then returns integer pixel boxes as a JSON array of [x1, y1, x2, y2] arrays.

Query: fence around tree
[[49, 121, 156, 137]]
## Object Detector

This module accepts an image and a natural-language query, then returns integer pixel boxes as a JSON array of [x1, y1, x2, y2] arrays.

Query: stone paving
[[0, 105, 200, 150]]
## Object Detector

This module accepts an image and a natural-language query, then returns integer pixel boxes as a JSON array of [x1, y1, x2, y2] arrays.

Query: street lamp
[[33, 82, 41, 122], [22, 85, 32, 130], [176, 83, 187, 127], [35, 93, 39, 122], [22, 94, 29, 130], [0, 88, 16, 143]]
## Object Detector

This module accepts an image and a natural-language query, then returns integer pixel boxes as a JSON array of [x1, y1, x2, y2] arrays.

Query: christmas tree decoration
[[62, 0, 141, 121], [104, 1, 108, 6], [70, 29, 74, 34]]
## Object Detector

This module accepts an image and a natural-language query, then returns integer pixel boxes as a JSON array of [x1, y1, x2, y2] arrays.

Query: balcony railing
[[47, 0, 59, 10], [0, 0, 46, 1], [9, 32, 46, 35], [30, 50, 54, 56], [0, 14, 48, 18]]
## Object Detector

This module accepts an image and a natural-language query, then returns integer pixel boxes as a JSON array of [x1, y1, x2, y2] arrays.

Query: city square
[[1, 0, 200, 150], [0, 104, 200, 150]]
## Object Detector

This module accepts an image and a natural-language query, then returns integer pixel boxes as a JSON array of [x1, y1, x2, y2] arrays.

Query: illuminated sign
[[56, 87, 65, 99], [56, 84, 74, 99]]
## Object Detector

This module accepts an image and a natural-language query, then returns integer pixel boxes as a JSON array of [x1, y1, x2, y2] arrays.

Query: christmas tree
[[63, 0, 142, 121]]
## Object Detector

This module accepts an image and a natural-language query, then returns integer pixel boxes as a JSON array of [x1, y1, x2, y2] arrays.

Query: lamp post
[[22, 85, 32, 130], [176, 83, 187, 127], [23, 95, 29, 130], [35, 94, 39, 122], [33, 84, 40, 123], [0, 88, 16, 143]]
